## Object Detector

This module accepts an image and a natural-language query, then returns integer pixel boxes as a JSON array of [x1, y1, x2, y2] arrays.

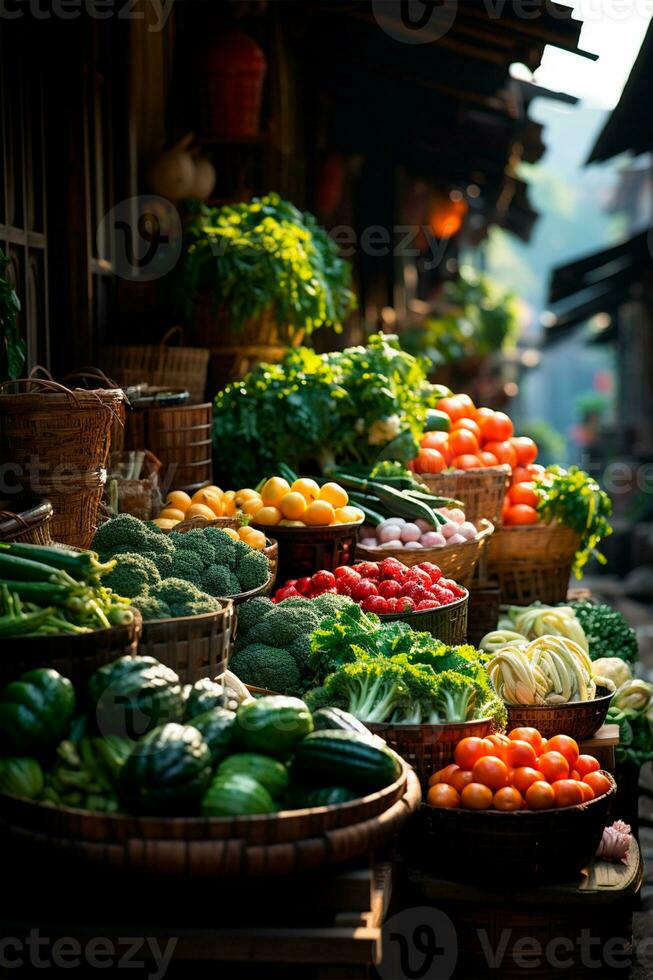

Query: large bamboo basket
[[418, 772, 616, 884], [369, 717, 495, 787], [252, 519, 363, 585], [138, 601, 234, 684], [123, 401, 213, 494], [0, 378, 124, 548], [379, 590, 468, 645], [418, 465, 510, 526], [487, 522, 581, 604], [164, 515, 279, 586], [0, 764, 421, 877], [100, 326, 210, 405], [355, 520, 493, 587], [0, 612, 142, 691], [506, 686, 615, 741], [0, 498, 53, 545]]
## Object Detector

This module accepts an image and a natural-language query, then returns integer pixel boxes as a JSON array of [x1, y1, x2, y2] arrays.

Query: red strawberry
[[400, 582, 431, 603], [276, 586, 301, 601], [336, 569, 361, 593], [377, 579, 402, 599], [418, 562, 442, 583], [311, 570, 336, 592], [354, 561, 381, 580], [399, 596, 416, 612], [361, 594, 389, 614], [417, 599, 440, 610], [406, 567, 432, 589], [352, 578, 378, 601], [295, 577, 312, 595], [334, 565, 355, 578], [378, 557, 407, 581], [440, 577, 466, 598], [382, 597, 402, 614], [430, 584, 455, 604]]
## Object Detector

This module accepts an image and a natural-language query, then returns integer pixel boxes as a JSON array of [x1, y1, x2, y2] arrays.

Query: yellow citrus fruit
[[189, 489, 223, 516], [221, 496, 237, 517], [235, 488, 261, 506], [199, 485, 223, 500], [165, 490, 192, 513], [255, 505, 282, 526], [158, 507, 186, 522], [279, 491, 308, 521], [221, 527, 240, 542], [261, 477, 290, 506], [319, 482, 349, 508], [152, 517, 179, 530], [303, 500, 336, 526], [291, 478, 321, 503], [335, 505, 365, 524], [239, 526, 266, 550], [242, 497, 264, 517], [185, 503, 217, 521]]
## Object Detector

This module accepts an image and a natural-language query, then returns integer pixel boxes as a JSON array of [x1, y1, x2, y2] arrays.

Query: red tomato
[[570, 770, 580, 781], [420, 431, 449, 452], [430, 764, 460, 786], [506, 739, 538, 769], [578, 782, 595, 802], [427, 783, 460, 808], [508, 482, 539, 508], [493, 786, 523, 811], [546, 735, 579, 769], [575, 754, 600, 778], [452, 418, 481, 441], [510, 436, 538, 466], [449, 769, 474, 794], [454, 737, 494, 770], [511, 465, 531, 486], [449, 428, 480, 457], [438, 396, 467, 422], [480, 411, 514, 443], [460, 782, 493, 810], [472, 756, 510, 791], [483, 440, 517, 468], [553, 779, 584, 808], [456, 394, 476, 415], [501, 499, 512, 524], [451, 454, 481, 470], [525, 780, 555, 810], [504, 504, 539, 526], [413, 448, 446, 474], [508, 728, 543, 753], [475, 406, 495, 425], [479, 451, 499, 468], [511, 767, 545, 794], [538, 751, 570, 783], [485, 733, 511, 761], [583, 771, 612, 799]]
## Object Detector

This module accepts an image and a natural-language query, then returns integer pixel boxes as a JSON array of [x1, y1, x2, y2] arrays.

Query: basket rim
[[252, 518, 364, 534], [505, 684, 614, 714], [139, 599, 234, 627], [369, 716, 493, 733], [217, 574, 274, 604], [423, 769, 616, 818], [493, 520, 578, 536], [357, 519, 494, 557], [420, 464, 511, 478], [378, 588, 469, 619], [0, 760, 410, 827]]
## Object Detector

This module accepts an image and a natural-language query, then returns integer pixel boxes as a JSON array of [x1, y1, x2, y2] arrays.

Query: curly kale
[[570, 601, 639, 665], [103, 553, 161, 599], [229, 644, 301, 695], [309, 604, 382, 680]]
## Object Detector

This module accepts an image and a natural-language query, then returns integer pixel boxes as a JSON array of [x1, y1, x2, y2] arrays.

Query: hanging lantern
[[197, 30, 267, 140], [428, 189, 468, 239]]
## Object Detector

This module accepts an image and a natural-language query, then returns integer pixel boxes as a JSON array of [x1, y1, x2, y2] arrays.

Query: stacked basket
[[418, 465, 510, 527], [487, 522, 581, 604]]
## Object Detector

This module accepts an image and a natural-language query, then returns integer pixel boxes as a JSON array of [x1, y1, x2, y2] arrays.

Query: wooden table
[[580, 723, 620, 772]]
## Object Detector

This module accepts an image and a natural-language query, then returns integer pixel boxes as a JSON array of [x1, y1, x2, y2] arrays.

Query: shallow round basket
[[417, 772, 616, 885], [0, 764, 421, 878], [418, 466, 509, 526], [506, 686, 615, 741], [221, 574, 274, 608], [487, 522, 580, 604], [369, 717, 494, 787], [138, 601, 234, 684], [0, 612, 142, 691], [251, 519, 363, 584], [163, 516, 278, 585], [378, 590, 468, 645], [0, 498, 54, 545], [356, 520, 493, 587]]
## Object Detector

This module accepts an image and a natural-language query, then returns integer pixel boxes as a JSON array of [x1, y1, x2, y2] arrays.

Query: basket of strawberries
[[273, 556, 468, 646]]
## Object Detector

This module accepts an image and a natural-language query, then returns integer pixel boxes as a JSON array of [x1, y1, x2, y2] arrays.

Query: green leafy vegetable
[[569, 601, 638, 665], [0, 247, 25, 381], [535, 466, 613, 576]]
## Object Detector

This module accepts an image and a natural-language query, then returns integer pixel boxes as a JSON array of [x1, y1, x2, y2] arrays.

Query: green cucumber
[[424, 409, 451, 432], [293, 730, 402, 792]]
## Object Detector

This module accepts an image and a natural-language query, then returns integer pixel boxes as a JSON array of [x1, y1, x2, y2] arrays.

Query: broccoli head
[[310, 592, 355, 618], [202, 564, 242, 597], [303, 685, 340, 712], [233, 539, 251, 564], [245, 605, 320, 649], [169, 528, 216, 569], [204, 528, 238, 569], [103, 553, 161, 599], [92, 515, 174, 561], [151, 577, 219, 618], [229, 644, 301, 695], [132, 591, 171, 622], [287, 634, 314, 682], [142, 550, 174, 577], [320, 655, 409, 724], [169, 550, 205, 586], [235, 549, 269, 592], [236, 596, 275, 637]]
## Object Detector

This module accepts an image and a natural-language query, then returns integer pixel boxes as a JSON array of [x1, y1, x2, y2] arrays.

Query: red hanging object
[[198, 30, 267, 140]]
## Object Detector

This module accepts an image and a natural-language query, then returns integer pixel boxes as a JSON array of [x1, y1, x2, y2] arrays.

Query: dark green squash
[[217, 753, 289, 799], [118, 723, 212, 815], [88, 655, 184, 739], [235, 696, 313, 757], [184, 678, 226, 720], [292, 730, 402, 792], [188, 707, 236, 764], [0, 757, 44, 799], [201, 772, 276, 817], [0, 668, 75, 754]]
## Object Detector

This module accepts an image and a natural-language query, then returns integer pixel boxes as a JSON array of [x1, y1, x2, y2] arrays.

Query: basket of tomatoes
[[418, 727, 616, 884]]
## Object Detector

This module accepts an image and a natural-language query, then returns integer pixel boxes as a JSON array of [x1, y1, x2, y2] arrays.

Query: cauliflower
[[229, 644, 301, 695], [367, 414, 401, 446], [103, 553, 161, 599], [235, 549, 269, 593], [592, 658, 632, 691]]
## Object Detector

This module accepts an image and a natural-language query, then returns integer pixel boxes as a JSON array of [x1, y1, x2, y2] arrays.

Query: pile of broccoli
[[92, 515, 270, 621], [228, 593, 353, 696], [303, 605, 507, 729]]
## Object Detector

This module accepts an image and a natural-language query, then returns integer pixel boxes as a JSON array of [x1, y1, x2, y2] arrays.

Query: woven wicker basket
[[418, 772, 616, 884], [0, 498, 53, 545], [100, 326, 210, 405], [251, 519, 363, 585], [0, 378, 124, 548], [379, 590, 468, 645], [226, 575, 274, 607], [122, 401, 213, 494], [0, 612, 142, 691], [487, 522, 581, 604], [418, 465, 510, 526], [138, 601, 234, 684], [370, 717, 494, 787], [355, 520, 493, 587], [0, 764, 420, 877], [505, 686, 615, 741]]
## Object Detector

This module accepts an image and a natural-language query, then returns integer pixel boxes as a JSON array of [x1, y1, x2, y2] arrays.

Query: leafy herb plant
[[536, 465, 613, 577], [0, 248, 25, 381]]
